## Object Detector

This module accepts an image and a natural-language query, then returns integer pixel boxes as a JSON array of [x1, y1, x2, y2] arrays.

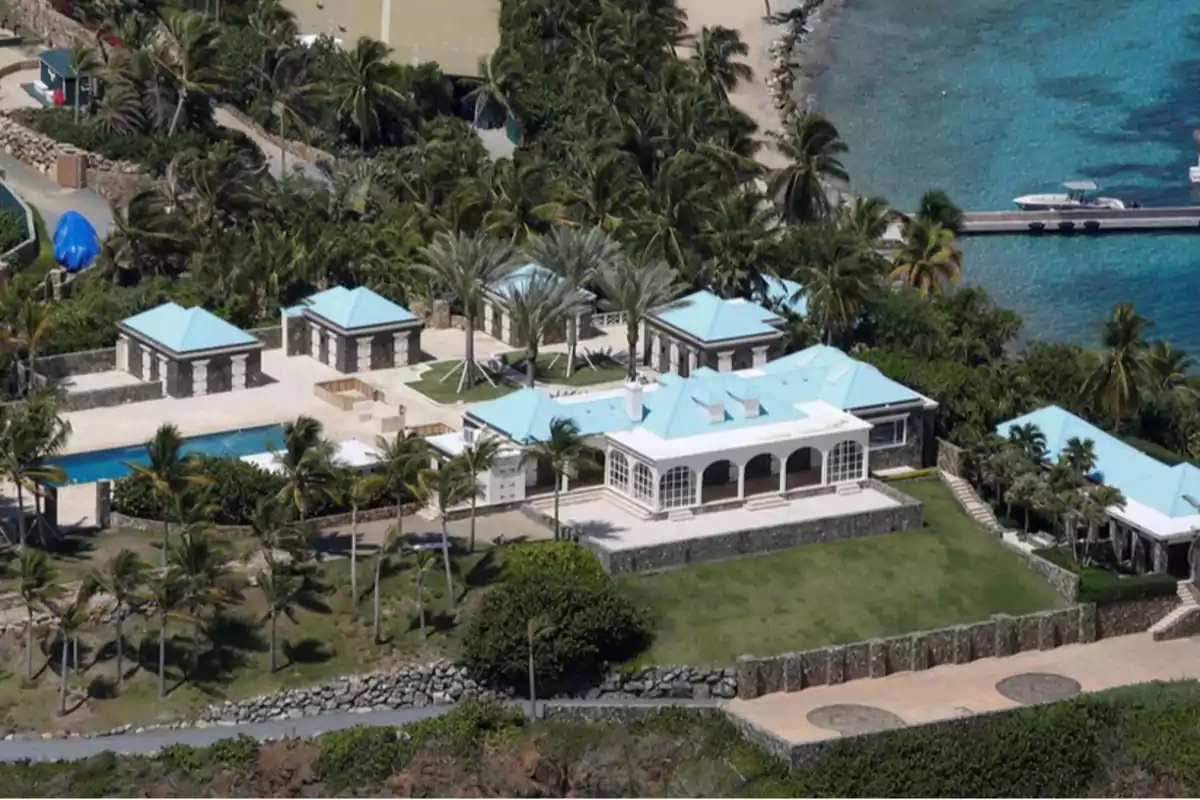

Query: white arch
[[608, 450, 630, 493], [659, 466, 695, 510], [632, 462, 654, 505]]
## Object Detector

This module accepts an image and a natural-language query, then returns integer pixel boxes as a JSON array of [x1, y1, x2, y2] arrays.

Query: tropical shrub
[[0, 208, 28, 254], [1034, 547, 1178, 605], [312, 726, 408, 789], [462, 544, 650, 693], [504, 540, 609, 587]]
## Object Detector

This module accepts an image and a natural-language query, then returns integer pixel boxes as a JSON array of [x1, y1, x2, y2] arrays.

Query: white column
[[500, 310, 512, 344], [820, 450, 828, 485], [668, 342, 680, 373], [231, 354, 248, 390], [192, 359, 208, 397], [752, 345, 769, 367], [356, 336, 373, 372], [158, 355, 169, 394], [310, 325, 321, 361], [736, 464, 746, 499], [393, 331, 408, 366], [483, 300, 494, 332], [779, 460, 787, 493], [717, 350, 733, 372], [687, 349, 698, 374], [116, 334, 130, 373]]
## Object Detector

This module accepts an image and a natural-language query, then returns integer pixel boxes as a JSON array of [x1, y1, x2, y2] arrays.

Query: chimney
[[624, 380, 643, 422], [740, 396, 760, 418]]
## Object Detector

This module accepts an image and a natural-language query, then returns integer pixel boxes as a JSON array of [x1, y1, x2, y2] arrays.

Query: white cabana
[[241, 439, 380, 474]]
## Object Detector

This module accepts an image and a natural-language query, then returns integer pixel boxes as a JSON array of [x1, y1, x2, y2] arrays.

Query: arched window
[[633, 462, 654, 505], [659, 466, 695, 510], [828, 440, 865, 484], [608, 451, 630, 493]]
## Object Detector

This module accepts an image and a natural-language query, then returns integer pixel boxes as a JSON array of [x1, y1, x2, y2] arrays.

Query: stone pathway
[[727, 633, 1200, 745]]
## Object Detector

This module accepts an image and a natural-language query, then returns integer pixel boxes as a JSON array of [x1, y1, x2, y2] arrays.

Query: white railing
[[593, 311, 627, 328]]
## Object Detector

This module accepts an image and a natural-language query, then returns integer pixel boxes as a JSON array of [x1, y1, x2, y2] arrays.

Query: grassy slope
[[621, 480, 1064, 664]]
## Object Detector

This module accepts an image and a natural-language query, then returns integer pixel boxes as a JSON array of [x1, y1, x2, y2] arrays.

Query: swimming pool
[[53, 424, 288, 484]]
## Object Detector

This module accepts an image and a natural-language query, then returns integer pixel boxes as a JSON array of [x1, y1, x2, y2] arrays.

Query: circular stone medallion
[[806, 704, 906, 736], [995, 672, 1081, 705]]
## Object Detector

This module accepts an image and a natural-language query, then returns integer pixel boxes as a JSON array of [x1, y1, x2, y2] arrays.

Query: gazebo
[[116, 303, 263, 398], [284, 286, 423, 372], [644, 291, 785, 376], [481, 263, 594, 347]]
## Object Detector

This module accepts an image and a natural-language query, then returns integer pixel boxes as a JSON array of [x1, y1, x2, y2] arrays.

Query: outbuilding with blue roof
[[283, 286, 424, 373], [481, 263, 595, 348], [117, 302, 263, 397], [644, 291, 785, 376]]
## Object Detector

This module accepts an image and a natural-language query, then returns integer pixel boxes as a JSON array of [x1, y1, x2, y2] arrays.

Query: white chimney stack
[[624, 380, 643, 422]]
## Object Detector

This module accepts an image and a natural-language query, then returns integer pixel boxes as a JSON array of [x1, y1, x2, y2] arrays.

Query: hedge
[[1034, 546, 1178, 605], [112, 455, 394, 525]]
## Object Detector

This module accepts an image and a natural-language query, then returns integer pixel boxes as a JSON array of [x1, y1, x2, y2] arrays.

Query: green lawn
[[405, 360, 518, 403], [0, 546, 502, 733], [508, 351, 627, 387], [620, 480, 1065, 665]]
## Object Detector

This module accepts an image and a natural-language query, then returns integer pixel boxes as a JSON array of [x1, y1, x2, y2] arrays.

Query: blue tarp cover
[[52, 211, 99, 273]]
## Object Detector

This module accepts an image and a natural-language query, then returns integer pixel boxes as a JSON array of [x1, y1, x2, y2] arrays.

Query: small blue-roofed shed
[[116, 302, 263, 397], [645, 291, 785, 376], [283, 286, 424, 372], [482, 263, 595, 347], [38, 48, 92, 107]]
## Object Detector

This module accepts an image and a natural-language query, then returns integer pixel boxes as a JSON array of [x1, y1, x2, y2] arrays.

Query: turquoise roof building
[[284, 286, 423, 373], [481, 263, 595, 349], [758, 276, 808, 317], [116, 302, 263, 398], [996, 406, 1200, 558], [644, 291, 786, 375]]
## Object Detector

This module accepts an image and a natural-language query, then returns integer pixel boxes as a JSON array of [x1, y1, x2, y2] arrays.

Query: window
[[869, 416, 907, 449], [659, 466, 695, 510], [609, 450, 630, 494], [828, 440, 864, 484], [633, 462, 655, 505]]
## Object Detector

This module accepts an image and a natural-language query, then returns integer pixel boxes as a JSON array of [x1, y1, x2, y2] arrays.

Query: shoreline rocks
[[763, 0, 837, 124]]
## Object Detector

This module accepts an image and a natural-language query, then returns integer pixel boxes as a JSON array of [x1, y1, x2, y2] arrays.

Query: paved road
[[0, 699, 719, 762], [0, 151, 114, 238], [214, 107, 326, 183]]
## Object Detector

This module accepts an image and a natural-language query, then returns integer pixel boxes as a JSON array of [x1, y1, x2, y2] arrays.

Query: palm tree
[[413, 232, 518, 392], [91, 550, 148, 689], [271, 416, 338, 521], [45, 583, 95, 717], [409, 466, 466, 605], [841, 196, 892, 245], [1144, 339, 1196, 395], [889, 218, 962, 297], [1007, 422, 1048, 464], [452, 435, 503, 552], [13, 298, 56, 396], [0, 404, 68, 550], [914, 189, 964, 232], [1080, 484, 1126, 565], [371, 524, 401, 644], [336, 469, 374, 604], [593, 255, 685, 382], [263, 47, 325, 176], [462, 49, 519, 129], [363, 434, 430, 564], [1060, 436, 1097, 479], [1005, 472, 1047, 538], [256, 559, 302, 672], [525, 616, 555, 715], [17, 549, 57, 681], [768, 113, 850, 223], [124, 423, 213, 566], [798, 240, 882, 346], [526, 417, 586, 540], [505, 269, 574, 388], [145, 569, 190, 699], [247, 497, 312, 564], [689, 25, 753, 102], [524, 227, 621, 377], [1084, 302, 1152, 429], [154, 10, 224, 136], [67, 41, 101, 124], [330, 36, 403, 151], [408, 546, 437, 640]]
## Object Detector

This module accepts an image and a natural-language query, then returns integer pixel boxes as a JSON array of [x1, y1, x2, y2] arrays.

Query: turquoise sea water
[[811, 0, 1200, 349]]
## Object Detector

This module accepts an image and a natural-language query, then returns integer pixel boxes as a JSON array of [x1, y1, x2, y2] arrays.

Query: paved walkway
[[728, 633, 1200, 745], [213, 106, 325, 183], [0, 698, 717, 762], [0, 151, 113, 237]]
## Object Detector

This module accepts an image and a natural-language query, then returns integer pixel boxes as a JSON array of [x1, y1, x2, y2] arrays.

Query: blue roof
[[40, 48, 75, 78], [121, 302, 257, 354], [488, 263, 595, 300], [995, 405, 1200, 519], [469, 345, 923, 443], [759, 276, 808, 317], [652, 291, 783, 343], [299, 286, 417, 330]]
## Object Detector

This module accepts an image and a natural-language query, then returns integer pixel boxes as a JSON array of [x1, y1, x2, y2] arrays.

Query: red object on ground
[[52, 88, 64, 106]]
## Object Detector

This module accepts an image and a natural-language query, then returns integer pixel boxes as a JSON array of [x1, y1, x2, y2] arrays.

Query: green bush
[[112, 454, 392, 524], [0, 208, 28, 254], [312, 726, 408, 788], [1034, 547, 1178, 605], [505, 540, 609, 587], [462, 544, 650, 694], [405, 698, 526, 754]]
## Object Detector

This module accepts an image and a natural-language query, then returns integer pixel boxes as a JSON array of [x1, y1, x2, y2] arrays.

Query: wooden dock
[[959, 207, 1200, 235]]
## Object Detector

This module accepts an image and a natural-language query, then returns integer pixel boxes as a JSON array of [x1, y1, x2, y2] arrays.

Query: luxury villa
[[998, 406, 1200, 576]]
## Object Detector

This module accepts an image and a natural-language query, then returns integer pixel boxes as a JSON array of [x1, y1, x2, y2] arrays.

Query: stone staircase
[[744, 493, 789, 512], [1149, 582, 1200, 638], [940, 471, 1003, 533], [667, 508, 694, 522]]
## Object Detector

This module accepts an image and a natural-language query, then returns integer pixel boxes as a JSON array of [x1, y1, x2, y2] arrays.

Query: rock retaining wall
[[58, 381, 163, 412], [110, 504, 401, 536], [1001, 540, 1080, 601], [0, 113, 141, 178], [6, 0, 89, 46]]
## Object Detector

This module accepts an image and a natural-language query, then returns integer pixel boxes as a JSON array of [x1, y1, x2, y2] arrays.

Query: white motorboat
[[1013, 181, 1126, 211]]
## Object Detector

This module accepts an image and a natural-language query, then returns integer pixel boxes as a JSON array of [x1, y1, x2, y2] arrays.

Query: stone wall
[[0, 112, 142, 178], [215, 104, 340, 169], [858, 404, 929, 471], [109, 503, 402, 536], [1153, 608, 1200, 641], [6, 0, 89, 46], [83, 168, 154, 207], [1096, 596, 1178, 639], [1002, 541, 1080, 601], [937, 438, 966, 476], [250, 325, 282, 350], [583, 480, 924, 575], [35, 346, 116, 381], [58, 380, 162, 412]]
